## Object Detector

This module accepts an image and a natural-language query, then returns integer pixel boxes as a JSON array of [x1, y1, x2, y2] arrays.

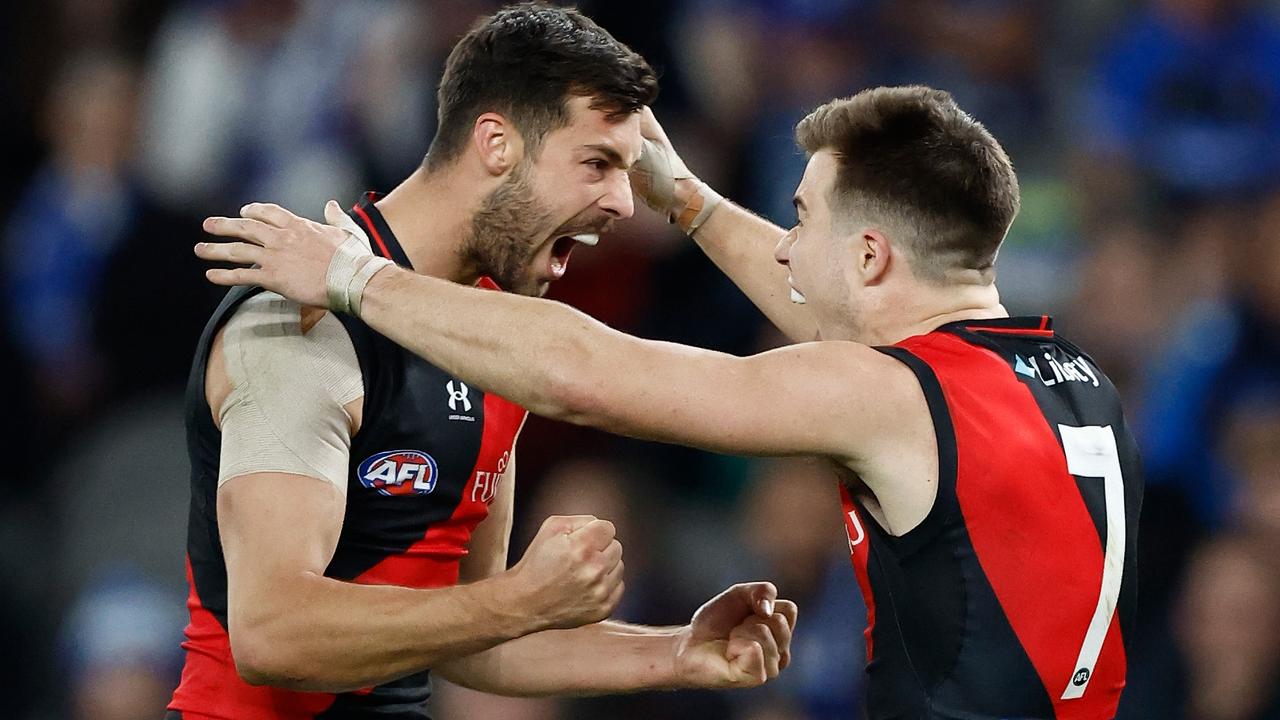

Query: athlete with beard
[[202, 86, 1145, 719], [167, 6, 796, 719]]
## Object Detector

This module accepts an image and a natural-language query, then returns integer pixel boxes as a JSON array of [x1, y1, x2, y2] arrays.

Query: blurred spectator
[[2, 52, 140, 420], [1174, 532, 1280, 720], [1060, 219, 1165, 398], [1083, 0, 1280, 206], [1218, 386, 1280, 537], [138, 0, 433, 216], [880, 0, 1049, 163], [1137, 190, 1280, 529], [58, 572, 185, 720]]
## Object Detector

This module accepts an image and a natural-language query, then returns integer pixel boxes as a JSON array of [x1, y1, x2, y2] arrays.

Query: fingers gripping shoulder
[[217, 292, 364, 492]]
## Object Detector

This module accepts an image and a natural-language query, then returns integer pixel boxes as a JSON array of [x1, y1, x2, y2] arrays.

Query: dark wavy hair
[[425, 3, 658, 168]]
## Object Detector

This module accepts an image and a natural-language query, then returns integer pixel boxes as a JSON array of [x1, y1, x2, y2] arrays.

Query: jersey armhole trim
[[872, 345, 959, 556]]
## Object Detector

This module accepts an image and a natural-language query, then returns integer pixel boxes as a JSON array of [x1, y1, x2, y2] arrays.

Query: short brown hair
[[795, 86, 1020, 283], [426, 3, 658, 168]]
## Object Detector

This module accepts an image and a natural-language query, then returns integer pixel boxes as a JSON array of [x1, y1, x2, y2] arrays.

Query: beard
[[462, 162, 554, 296]]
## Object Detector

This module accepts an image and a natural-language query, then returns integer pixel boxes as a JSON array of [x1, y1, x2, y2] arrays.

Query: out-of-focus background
[[2, 0, 1280, 718]]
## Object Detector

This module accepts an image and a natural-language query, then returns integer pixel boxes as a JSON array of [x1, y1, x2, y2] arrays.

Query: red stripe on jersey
[[900, 332, 1126, 718], [354, 393, 526, 589], [169, 556, 337, 718], [839, 486, 876, 661], [965, 326, 1055, 338], [353, 204, 394, 260]]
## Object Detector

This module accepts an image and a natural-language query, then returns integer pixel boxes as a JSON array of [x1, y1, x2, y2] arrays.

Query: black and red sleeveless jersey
[[840, 316, 1143, 720], [169, 194, 526, 719]]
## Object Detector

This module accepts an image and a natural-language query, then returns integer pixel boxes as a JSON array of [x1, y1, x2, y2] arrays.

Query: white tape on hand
[[322, 201, 394, 317], [631, 137, 693, 214]]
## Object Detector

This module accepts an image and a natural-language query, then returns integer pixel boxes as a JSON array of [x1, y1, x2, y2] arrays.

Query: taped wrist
[[673, 181, 724, 237], [323, 216, 393, 317], [632, 138, 688, 213]]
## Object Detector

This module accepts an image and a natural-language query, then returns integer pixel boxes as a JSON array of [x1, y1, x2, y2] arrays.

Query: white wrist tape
[[673, 181, 724, 236], [323, 202, 395, 317], [632, 137, 693, 213], [631, 139, 723, 236]]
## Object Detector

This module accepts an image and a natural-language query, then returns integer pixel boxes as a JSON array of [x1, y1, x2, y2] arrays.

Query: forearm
[[235, 571, 539, 692], [686, 195, 817, 343], [437, 621, 685, 697], [359, 267, 617, 423]]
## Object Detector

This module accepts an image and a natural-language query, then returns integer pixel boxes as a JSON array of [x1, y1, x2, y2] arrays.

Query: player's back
[[840, 316, 1142, 720]]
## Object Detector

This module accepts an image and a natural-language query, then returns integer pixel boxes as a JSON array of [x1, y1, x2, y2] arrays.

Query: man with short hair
[[170, 5, 795, 719], [202, 85, 1143, 718]]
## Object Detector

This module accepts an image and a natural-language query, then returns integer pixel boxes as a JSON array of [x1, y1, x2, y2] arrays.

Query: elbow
[[542, 368, 605, 427], [231, 636, 284, 687], [230, 626, 298, 687], [229, 612, 314, 689], [535, 340, 611, 427]]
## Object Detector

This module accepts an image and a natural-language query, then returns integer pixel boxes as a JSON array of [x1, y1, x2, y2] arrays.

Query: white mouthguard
[[789, 287, 807, 304], [572, 233, 600, 247]]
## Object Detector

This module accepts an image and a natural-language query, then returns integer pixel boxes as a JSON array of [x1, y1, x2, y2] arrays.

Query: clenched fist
[[673, 582, 798, 689], [503, 515, 625, 631]]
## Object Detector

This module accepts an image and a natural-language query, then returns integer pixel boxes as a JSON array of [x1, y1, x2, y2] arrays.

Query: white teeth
[[572, 233, 599, 246], [789, 287, 807, 304]]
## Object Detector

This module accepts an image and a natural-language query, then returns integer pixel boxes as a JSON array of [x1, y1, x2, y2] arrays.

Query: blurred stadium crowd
[[2, 0, 1279, 718]]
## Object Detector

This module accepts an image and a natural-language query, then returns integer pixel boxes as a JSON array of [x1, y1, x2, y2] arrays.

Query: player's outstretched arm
[[437, 583, 797, 696], [631, 108, 817, 343], [197, 203, 918, 462]]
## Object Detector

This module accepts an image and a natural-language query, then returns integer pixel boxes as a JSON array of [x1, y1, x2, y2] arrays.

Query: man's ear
[[472, 112, 525, 176], [859, 229, 893, 286]]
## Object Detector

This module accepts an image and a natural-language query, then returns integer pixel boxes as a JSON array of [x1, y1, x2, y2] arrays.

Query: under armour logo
[[446, 380, 472, 413]]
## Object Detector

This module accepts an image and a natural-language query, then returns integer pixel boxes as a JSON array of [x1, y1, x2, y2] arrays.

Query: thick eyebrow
[[583, 143, 634, 170]]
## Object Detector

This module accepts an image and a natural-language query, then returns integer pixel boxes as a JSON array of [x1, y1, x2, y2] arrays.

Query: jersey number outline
[[1057, 424, 1125, 700]]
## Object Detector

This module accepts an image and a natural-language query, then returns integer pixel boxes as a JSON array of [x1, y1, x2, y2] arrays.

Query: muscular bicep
[[219, 471, 346, 600], [207, 293, 366, 632], [217, 469, 347, 672], [579, 337, 918, 462]]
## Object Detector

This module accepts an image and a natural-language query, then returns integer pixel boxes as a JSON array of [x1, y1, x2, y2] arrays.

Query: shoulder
[[766, 340, 932, 457], [208, 292, 364, 423], [221, 293, 359, 375]]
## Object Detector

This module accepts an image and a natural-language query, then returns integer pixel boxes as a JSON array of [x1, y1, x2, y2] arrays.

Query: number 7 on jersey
[[1057, 424, 1125, 700]]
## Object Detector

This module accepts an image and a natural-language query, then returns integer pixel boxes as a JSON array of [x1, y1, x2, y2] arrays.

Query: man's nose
[[775, 228, 796, 266], [600, 171, 635, 220]]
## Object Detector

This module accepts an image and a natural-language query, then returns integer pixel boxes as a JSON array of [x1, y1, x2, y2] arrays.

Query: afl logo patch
[[358, 450, 439, 496]]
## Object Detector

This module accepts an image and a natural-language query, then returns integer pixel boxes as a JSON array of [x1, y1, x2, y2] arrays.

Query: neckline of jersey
[[943, 315, 1054, 337]]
